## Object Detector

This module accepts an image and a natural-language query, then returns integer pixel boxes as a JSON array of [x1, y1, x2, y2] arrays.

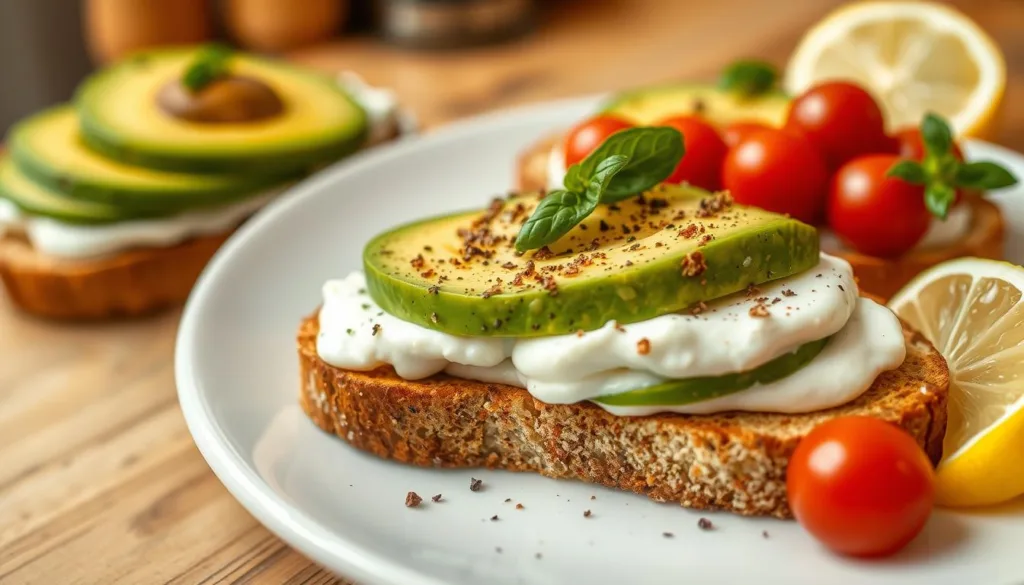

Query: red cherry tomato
[[722, 121, 771, 148], [657, 116, 729, 190], [563, 115, 635, 167], [721, 128, 829, 224], [827, 154, 931, 257], [785, 82, 889, 168], [894, 127, 966, 162], [787, 417, 935, 557]]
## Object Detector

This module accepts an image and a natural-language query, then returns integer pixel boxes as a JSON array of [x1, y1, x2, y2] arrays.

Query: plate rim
[[175, 94, 1021, 585]]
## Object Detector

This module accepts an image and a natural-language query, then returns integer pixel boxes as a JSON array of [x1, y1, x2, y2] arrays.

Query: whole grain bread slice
[[297, 313, 948, 518], [0, 230, 231, 320]]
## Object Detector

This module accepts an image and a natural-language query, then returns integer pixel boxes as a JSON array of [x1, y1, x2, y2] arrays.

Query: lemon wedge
[[889, 258, 1024, 507], [785, 1, 1005, 139]]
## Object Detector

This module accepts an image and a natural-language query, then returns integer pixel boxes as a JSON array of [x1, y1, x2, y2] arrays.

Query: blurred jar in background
[[223, 0, 349, 52], [376, 0, 535, 49], [84, 0, 212, 64]]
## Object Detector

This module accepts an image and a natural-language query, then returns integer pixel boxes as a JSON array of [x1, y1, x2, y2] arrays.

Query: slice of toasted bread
[[297, 313, 948, 518], [825, 196, 1004, 301], [516, 133, 1005, 301], [0, 230, 230, 319]]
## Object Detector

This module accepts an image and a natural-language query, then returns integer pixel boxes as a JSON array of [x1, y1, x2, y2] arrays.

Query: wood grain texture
[[1, 1, 1021, 582]]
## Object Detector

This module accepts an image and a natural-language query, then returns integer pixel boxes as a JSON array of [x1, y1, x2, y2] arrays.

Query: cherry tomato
[[787, 417, 935, 557], [563, 115, 635, 167], [721, 128, 829, 224], [722, 121, 771, 148], [658, 116, 728, 190], [785, 82, 889, 168], [827, 154, 931, 257], [894, 127, 966, 162]]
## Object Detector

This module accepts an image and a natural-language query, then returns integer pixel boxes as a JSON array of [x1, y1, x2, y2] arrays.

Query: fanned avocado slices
[[364, 185, 820, 337], [9, 106, 295, 214], [594, 336, 830, 406], [601, 83, 789, 127], [0, 156, 148, 224], [76, 48, 368, 174]]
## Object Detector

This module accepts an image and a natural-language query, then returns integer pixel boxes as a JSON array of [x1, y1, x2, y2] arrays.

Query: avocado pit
[[157, 75, 285, 124]]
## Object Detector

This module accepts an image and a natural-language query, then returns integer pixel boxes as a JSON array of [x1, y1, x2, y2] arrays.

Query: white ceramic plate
[[176, 96, 1024, 585]]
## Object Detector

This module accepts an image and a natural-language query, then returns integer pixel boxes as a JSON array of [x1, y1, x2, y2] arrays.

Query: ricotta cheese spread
[[316, 254, 907, 415]]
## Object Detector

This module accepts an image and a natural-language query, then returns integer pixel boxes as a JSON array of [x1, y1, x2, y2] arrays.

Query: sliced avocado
[[364, 186, 819, 337], [9, 106, 296, 214], [594, 336, 829, 407], [601, 83, 790, 127], [76, 48, 368, 174], [0, 156, 146, 224]]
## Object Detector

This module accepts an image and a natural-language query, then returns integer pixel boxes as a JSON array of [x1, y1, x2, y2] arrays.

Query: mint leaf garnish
[[888, 111, 1018, 221]]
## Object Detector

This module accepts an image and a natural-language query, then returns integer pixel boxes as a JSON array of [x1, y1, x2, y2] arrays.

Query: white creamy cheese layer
[[316, 254, 905, 414], [548, 143, 972, 250], [0, 75, 402, 259], [26, 189, 283, 259]]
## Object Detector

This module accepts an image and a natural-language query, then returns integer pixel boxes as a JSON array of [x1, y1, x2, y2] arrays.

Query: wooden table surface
[[1, 1, 1021, 583]]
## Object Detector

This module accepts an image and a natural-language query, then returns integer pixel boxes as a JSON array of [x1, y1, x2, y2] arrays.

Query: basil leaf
[[565, 127, 684, 202], [887, 160, 927, 185], [514, 191, 597, 252], [718, 60, 778, 97], [182, 44, 233, 92], [924, 182, 956, 220], [515, 155, 629, 252], [920, 112, 953, 159], [954, 161, 1019, 191]]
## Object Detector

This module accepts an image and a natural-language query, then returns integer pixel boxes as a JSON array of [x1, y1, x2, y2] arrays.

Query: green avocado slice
[[364, 186, 820, 337], [9, 106, 296, 214], [0, 156, 146, 224], [76, 49, 368, 174], [601, 83, 790, 127], [594, 336, 829, 407]]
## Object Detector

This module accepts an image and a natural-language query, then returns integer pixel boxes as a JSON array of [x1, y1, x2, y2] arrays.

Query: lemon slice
[[785, 1, 1006, 138], [889, 258, 1024, 507]]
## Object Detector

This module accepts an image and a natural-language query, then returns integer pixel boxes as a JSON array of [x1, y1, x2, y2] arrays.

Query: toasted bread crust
[[831, 196, 1004, 300], [516, 134, 1005, 301], [297, 313, 948, 518], [0, 231, 230, 319]]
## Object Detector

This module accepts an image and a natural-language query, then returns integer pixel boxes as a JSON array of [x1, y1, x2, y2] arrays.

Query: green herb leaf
[[718, 60, 778, 97], [954, 161, 1019, 191], [565, 127, 684, 202], [514, 190, 598, 252], [515, 156, 628, 252], [182, 44, 234, 92], [924, 183, 956, 220], [920, 112, 953, 159], [887, 160, 928, 184]]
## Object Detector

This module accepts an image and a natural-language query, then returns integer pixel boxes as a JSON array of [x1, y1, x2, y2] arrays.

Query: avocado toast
[[298, 129, 949, 517], [0, 47, 403, 320]]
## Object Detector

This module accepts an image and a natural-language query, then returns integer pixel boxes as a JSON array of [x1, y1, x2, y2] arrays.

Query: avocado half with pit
[[364, 186, 819, 337], [75, 49, 368, 174], [9, 106, 295, 215], [601, 83, 790, 127]]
